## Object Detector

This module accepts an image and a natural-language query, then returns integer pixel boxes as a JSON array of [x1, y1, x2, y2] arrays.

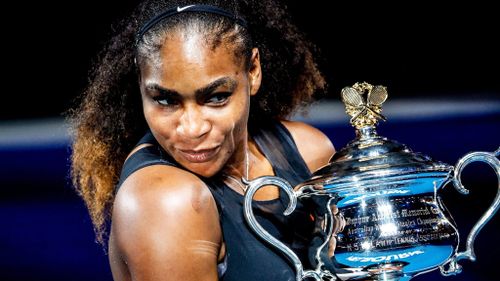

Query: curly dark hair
[[68, 0, 326, 245]]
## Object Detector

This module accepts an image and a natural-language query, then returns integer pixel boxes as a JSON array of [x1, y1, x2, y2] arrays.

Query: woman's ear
[[248, 48, 262, 96]]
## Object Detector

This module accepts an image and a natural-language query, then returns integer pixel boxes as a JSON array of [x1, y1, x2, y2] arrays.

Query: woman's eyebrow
[[145, 77, 237, 98], [146, 84, 180, 98], [195, 77, 237, 99]]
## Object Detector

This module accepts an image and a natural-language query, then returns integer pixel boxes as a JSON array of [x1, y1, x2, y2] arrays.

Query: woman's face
[[139, 32, 261, 178]]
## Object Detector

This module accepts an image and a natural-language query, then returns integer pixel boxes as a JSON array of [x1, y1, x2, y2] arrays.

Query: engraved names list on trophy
[[336, 196, 458, 253]]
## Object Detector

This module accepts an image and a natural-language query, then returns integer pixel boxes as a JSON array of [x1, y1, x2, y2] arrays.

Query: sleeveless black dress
[[117, 121, 314, 281]]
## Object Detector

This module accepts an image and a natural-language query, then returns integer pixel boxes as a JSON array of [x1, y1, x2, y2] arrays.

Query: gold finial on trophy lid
[[341, 82, 388, 129]]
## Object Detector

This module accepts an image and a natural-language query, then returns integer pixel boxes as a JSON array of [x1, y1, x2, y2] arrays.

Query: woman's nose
[[176, 104, 211, 139]]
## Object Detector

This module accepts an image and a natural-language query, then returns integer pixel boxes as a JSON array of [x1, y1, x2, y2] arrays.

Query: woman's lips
[[177, 146, 220, 163]]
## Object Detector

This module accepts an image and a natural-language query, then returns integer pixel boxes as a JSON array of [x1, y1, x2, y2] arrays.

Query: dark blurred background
[[1, 1, 498, 281]]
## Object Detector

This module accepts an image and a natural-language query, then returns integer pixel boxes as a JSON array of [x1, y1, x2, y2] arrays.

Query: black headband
[[136, 4, 248, 45]]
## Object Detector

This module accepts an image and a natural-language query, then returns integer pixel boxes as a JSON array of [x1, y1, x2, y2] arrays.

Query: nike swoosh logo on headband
[[177, 5, 195, 12]]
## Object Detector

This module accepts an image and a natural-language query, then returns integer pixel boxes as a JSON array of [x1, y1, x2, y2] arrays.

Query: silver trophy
[[243, 82, 500, 281]]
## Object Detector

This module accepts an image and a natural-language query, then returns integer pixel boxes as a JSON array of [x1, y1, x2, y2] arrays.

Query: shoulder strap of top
[[251, 120, 311, 187], [116, 131, 174, 189], [137, 130, 157, 145]]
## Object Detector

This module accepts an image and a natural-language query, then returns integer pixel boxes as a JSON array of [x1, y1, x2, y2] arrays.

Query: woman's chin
[[178, 161, 221, 179]]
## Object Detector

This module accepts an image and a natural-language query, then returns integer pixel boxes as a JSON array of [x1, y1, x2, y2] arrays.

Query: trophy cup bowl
[[243, 82, 500, 281]]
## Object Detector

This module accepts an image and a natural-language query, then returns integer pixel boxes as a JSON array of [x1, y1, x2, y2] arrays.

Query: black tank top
[[117, 121, 314, 281]]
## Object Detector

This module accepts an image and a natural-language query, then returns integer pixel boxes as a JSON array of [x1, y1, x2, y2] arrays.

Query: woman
[[69, 0, 335, 280]]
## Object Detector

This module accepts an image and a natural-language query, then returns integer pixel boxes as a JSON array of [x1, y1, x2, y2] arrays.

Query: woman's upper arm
[[110, 165, 221, 281], [281, 120, 335, 173]]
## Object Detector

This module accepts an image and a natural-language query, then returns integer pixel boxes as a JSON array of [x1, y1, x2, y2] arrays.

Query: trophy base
[[365, 262, 406, 281]]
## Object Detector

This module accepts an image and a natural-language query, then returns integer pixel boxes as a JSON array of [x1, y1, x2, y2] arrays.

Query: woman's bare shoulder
[[110, 165, 221, 280], [112, 164, 221, 245], [281, 120, 335, 172]]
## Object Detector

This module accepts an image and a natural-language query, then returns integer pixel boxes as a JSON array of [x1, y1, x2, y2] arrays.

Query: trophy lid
[[304, 82, 453, 189]]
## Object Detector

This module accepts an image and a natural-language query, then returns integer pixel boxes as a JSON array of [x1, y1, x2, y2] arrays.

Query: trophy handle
[[243, 176, 322, 281], [440, 147, 500, 276]]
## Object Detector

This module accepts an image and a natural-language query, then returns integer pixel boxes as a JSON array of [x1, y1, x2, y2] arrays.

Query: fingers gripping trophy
[[243, 82, 500, 281]]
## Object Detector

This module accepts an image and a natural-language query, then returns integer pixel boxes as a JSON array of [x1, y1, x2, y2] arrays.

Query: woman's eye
[[206, 93, 231, 105], [153, 96, 178, 106]]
